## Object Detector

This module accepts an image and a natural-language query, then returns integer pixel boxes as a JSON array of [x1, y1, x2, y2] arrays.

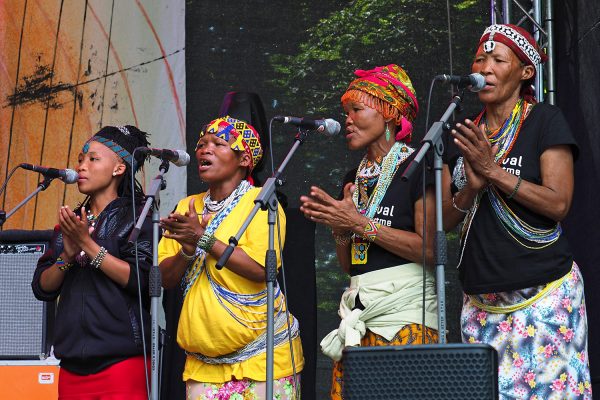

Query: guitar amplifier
[[0, 230, 54, 359]]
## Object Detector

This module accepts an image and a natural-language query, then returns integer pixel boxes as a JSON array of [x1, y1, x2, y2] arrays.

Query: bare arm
[[301, 184, 435, 266], [486, 146, 573, 221], [159, 197, 266, 288], [453, 119, 574, 222]]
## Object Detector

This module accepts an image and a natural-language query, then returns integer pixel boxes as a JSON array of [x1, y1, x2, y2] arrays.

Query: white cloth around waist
[[320, 263, 438, 361]]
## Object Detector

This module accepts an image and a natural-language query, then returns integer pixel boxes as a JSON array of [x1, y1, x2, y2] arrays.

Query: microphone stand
[[0, 176, 55, 227], [128, 159, 169, 400], [401, 91, 464, 344], [216, 128, 310, 400]]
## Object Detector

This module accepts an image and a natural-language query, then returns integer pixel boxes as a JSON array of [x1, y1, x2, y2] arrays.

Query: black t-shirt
[[447, 103, 578, 294], [341, 150, 434, 276]]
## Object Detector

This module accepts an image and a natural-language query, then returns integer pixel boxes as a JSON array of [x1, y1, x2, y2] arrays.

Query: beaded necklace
[[86, 213, 98, 228], [203, 191, 231, 214], [182, 180, 252, 296], [476, 98, 527, 164], [356, 155, 383, 207], [457, 100, 561, 266], [351, 142, 413, 264]]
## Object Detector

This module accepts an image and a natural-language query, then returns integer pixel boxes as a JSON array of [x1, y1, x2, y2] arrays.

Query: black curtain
[[555, 0, 600, 386]]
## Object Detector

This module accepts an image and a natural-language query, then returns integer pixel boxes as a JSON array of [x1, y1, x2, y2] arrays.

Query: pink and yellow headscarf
[[196, 115, 263, 173], [341, 64, 419, 142]]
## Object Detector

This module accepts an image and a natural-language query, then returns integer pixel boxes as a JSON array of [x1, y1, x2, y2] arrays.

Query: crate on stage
[[0, 359, 59, 399]]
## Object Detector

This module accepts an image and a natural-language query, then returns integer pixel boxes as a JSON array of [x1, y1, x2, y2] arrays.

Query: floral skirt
[[461, 263, 592, 399], [330, 323, 439, 400], [186, 375, 300, 400]]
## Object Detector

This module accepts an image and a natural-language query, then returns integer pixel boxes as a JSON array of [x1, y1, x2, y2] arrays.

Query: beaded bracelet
[[56, 256, 74, 272], [90, 246, 107, 269], [179, 247, 197, 261], [363, 220, 381, 242], [197, 233, 217, 252], [507, 176, 522, 199], [452, 193, 470, 213], [332, 230, 352, 246]]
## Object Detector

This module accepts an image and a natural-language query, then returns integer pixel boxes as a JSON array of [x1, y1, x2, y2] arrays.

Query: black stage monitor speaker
[[0, 230, 54, 359], [342, 343, 498, 400]]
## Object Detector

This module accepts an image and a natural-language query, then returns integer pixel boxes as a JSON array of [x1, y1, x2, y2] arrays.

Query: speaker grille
[[343, 344, 498, 400], [0, 244, 48, 358]]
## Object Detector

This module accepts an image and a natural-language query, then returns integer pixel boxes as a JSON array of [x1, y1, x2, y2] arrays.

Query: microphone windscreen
[[174, 150, 191, 167], [63, 169, 79, 184], [469, 73, 486, 92], [324, 119, 341, 136]]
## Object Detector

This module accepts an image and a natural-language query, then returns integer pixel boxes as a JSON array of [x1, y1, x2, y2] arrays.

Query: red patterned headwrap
[[479, 24, 548, 68], [341, 64, 419, 143], [478, 24, 547, 102]]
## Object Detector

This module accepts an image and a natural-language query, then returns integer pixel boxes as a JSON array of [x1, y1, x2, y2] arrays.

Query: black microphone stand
[[401, 91, 464, 344], [215, 128, 309, 399], [128, 158, 169, 400], [0, 176, 55, 227]]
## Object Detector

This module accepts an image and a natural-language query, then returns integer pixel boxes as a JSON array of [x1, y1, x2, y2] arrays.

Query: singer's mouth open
[[198, 160, 212, 170]]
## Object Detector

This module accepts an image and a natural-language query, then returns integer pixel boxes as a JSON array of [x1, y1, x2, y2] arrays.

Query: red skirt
[[58, 355, 150, 400]]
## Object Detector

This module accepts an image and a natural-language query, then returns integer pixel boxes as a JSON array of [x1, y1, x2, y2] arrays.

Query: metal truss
[[490, 0, 556, 104]]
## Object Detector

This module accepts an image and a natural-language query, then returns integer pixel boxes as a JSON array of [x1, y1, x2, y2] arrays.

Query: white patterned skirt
[[461, 263, 592, 399]]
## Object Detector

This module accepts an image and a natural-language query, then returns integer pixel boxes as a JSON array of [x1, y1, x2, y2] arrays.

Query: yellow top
[[158, 187, 304, 383]]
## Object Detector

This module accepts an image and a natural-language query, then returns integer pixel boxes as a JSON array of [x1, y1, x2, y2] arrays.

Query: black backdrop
[[182, 1, 600, 397], [556, 0, 600, 386]]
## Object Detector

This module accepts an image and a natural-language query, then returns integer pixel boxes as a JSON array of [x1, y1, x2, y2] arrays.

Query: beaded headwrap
[[479, 24, 547, 70], [196, 115, 263, 173], [341, 64, 419, 143], [478, 24, 547, 103], [84, 125, 150, 172]]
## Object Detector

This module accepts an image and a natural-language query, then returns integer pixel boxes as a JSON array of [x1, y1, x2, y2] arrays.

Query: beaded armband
[[362, 220, 381, 242], [179, 247, 197, 261], [56, 256, 74, 272], [197, 233, 217, 252], [332, 230, 352, 246], [90, 247, 107, 269], [452, 192, 470, 213], [507, 176, 522, 199]]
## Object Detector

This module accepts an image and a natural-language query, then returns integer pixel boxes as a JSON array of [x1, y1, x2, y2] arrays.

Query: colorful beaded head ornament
[[479, 24, 548, 68], [196, 115, 263, 173], [478, 24, 547, 103], [341, 64, 419, 143], [83, 125, 150, 172]]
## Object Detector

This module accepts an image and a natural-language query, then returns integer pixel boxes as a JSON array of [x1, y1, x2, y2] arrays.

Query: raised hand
[[160, 197, 206, 251], [299, 183, 365, 233], [463, 157, 488, 192], [59, 206, 93, 251], [452, 119, 501, 180]]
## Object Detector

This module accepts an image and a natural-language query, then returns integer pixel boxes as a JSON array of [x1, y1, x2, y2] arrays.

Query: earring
[[112, 172, 116, 176], [385, 124, 391, 141]]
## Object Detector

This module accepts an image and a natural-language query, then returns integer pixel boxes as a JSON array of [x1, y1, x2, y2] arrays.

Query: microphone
[[136, 147, 190, 167], [273, 116, 341, 136], [435, 73, 486, 92], [20, 163, 79, 184]]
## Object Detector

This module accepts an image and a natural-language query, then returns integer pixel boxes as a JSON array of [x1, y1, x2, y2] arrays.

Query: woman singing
[[444, 24, 591, 399], [32, 125, 153, 399], [158, 116, 303, 399], [300, 64, 438, 399]]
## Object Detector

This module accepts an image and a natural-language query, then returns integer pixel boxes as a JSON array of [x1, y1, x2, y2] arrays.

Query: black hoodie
[[32, 197, 153, 374]]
